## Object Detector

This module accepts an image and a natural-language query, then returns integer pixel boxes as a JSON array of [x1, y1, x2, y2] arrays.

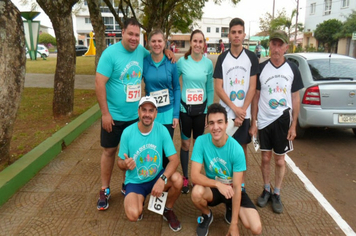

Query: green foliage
[[338, 10, 356, 38], [259, 9, 287, 34], [38, 33, 57, 47], [314, 19, 343, 52], [260, 38, 269, 54]]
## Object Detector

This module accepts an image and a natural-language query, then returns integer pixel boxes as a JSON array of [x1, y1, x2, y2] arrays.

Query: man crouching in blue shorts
[[117, 96, 183, 232], [191, 103, 262, 236]]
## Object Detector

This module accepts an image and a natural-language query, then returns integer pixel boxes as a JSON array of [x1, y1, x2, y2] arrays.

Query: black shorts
[[259, 108, 293, 155], [100, 118, 138, 148], [208, 188, 256, 209], [232, 119, 251, 145], [179, 112, 206, 140]]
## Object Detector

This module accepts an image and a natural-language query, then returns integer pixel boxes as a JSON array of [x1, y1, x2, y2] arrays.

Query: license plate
[[338, 114, 356, 123]]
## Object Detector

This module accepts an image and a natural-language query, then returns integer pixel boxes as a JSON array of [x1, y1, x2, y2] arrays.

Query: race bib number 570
[[126, 84, 141, 102], [186, 88, 204, 105]]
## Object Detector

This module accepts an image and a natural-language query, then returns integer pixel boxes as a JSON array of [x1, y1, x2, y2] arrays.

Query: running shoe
[[182, 177, 189, 194], [225, 203, 232, 224], [163, 209, 182, 232], [271, 193, 283, 213], [196, 210, 213, 236], [97, 187, 110, 211], [257, 189, 271, 208]]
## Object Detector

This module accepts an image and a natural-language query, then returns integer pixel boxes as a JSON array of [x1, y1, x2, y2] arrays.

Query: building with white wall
[[303, 0, 355, 55]]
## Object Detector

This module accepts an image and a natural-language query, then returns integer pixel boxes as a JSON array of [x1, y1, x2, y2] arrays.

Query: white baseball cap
[[138, 96, 157, 108]]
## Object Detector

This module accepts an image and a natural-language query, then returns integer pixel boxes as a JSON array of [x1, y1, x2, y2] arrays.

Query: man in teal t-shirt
[[117, 96, 183, 232], [191, 103, 262, 236]]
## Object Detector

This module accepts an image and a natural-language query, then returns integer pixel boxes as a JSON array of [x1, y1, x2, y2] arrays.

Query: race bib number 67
[[126, 84, 141, 102], [186, 88, 204, 105]]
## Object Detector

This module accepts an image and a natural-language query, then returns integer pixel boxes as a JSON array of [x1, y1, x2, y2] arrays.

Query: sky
[[12, 0, 306, 37], [203, 0, 306, 36]]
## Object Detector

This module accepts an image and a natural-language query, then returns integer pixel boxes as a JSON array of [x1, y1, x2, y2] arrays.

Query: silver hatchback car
[[284, 53, 356, 137]]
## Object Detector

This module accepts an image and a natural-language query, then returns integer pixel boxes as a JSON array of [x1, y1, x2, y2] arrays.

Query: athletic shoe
[[271, 193, 283, 213], [224, 203, 232, 224], [121, 183, 126, 195], [97, 187, 110, 211], [163, 209, 182, 232], [257, 189, 271, 208], [196, 210, 213, 236], [182, 177, 189, 194]]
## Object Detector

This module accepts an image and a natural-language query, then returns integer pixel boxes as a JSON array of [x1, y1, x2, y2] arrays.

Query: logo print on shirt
[[268, 84, 287, 95], [269, 98, 287, 109], [229, 77, 245, 87], [230, 90, 245, 101]]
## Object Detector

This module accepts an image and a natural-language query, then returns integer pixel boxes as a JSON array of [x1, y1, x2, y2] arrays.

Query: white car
[[26, 44, 49, 58], [284, 53, 356, 137]]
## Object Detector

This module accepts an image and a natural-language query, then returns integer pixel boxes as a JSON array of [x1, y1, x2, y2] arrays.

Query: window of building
[[103, 17, 114, 30], [341, 0, 349, 8], [216, 28, 219, 33], [324, 0, 332, 15], [207, 27, 211, 33], [175, 41, 185, 48], [310, 3, 316, 14], [221, 27, 229, 38], [85, 18, 91, 24]]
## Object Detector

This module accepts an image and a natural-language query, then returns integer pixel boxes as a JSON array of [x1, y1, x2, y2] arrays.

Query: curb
[[0, 104, 101, 206]]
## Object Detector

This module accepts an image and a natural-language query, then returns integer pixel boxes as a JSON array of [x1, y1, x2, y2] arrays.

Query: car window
[[308, 59, 356, 81], [286, 58, 299, 67]]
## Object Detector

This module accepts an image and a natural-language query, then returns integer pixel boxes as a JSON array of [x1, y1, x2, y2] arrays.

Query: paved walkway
[[0, 72, 349, 235]]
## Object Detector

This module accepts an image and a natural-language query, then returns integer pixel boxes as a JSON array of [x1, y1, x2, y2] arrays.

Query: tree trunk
[[0, 1, 26, 165], [87, 0, 106, 69], [36, 0, 79, 118]]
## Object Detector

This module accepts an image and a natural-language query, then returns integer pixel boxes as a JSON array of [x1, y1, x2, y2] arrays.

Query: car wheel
[[296, 122, 306, 138], [352, 128, 356, 136], [42, 54, 48, 58]]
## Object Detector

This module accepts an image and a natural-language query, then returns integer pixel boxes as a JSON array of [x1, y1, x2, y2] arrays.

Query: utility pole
[[294, 0, 299, 50], [272, 0, 275, 20]]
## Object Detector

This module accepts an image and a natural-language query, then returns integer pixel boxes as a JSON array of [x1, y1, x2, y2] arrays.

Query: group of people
[[95, 17, 303, 236]]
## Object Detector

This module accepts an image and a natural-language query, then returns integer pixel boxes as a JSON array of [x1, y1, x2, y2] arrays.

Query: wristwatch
[[160, 174, 167, 185]]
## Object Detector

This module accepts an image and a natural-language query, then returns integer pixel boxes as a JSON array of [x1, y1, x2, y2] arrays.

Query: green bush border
[[0, 104, 101, 206]]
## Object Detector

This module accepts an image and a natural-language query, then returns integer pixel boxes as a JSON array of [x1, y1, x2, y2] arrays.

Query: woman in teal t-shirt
[[177, 29, 214, 194]]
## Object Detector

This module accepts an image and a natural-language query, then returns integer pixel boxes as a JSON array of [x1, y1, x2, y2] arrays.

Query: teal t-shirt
[[177, 55, 214, 113], [191, 133, 246, 180], [119, 122, 177, 184], [96, 42, 149, 121]]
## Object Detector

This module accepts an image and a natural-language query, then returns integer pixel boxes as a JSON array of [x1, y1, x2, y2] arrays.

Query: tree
[[36, 0, 79, 118], [38, 32, 57, 47], [271, 9, 304, 40], [339, 10, 356, 57], [0, 1, 26, 165], [259, 9, 286, 34], [86, 0, 106, 69], [314, 19, 343, 53]]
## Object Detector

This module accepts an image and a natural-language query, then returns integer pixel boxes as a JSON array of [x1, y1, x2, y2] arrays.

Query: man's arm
[[164, 48, 177, 63], [226, 172, 243, 236], [215, 79, 246, 121], [191, 161, 234, 199], [151, 153, 180, 197], [288, 91, 301, 140], [95, 72, 113, 132], [249, 90, 260, 137]]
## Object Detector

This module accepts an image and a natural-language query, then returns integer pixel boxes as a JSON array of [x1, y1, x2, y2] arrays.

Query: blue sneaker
[[97, 187, 110, 211], [196, 210, 213, 236]]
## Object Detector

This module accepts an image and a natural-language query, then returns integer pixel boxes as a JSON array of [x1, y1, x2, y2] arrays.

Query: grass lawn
[[26, 56, 96, 75], [1, 57, 98, 171]]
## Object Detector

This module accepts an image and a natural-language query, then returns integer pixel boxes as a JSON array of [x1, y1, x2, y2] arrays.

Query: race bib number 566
[[126, 84, 141, 102], [186, 88, 204, 105]]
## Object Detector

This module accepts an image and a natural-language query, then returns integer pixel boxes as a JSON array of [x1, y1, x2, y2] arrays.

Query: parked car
[[76, 45, 88, 56], [37, 44, 49, 58], [207, 47, 216, 54], [284, 53, 356, 137], [25, 47, 43, 59]]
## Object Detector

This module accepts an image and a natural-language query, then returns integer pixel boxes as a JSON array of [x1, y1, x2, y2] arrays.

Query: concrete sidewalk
[[0, 119, 345, 235]]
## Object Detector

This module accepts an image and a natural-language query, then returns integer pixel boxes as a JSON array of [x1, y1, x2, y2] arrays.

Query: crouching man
[[118, 96, 183, 232], [191, 103, 262, 236]]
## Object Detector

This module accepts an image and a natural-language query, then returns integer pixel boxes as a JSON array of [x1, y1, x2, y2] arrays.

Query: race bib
[[186, 88, 204, 105], [150, 89, 170, 107], [148, 191, 168, 215], [126, 84, 141, 102]]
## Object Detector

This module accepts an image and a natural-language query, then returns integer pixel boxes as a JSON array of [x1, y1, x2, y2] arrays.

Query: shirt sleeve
[[206, 59, 214, 107], [213, 53, 223, 79], [288, 61, 304, 93], [231, 140, 246, 172], [191, 136, 204, 164], [96, 49, 113, 78]]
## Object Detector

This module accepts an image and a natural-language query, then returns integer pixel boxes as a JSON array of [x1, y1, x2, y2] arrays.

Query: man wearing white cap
[[117, 96, 183, 232]]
